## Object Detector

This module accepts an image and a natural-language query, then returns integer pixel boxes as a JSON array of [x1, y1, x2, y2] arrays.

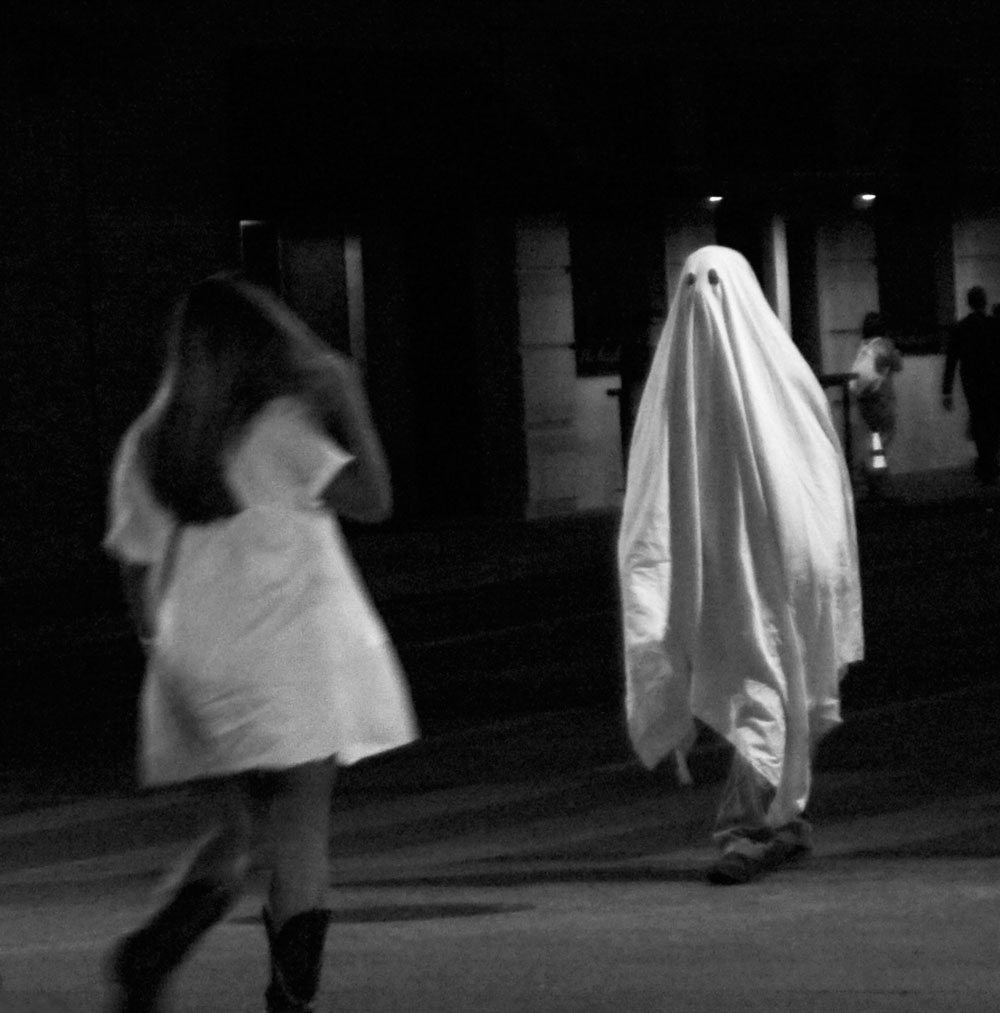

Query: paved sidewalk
[[0, 686, 998, 1011]]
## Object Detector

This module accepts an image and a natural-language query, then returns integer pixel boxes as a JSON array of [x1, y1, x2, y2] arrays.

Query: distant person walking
[[618, 247, 863, 885], [942, 285, 1000, 484], [850, 312, 903, 495], [103, 274, 417, 1011]]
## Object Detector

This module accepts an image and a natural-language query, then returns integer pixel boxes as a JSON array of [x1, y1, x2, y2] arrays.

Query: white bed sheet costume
[[618, 246, 863, 830], [105, 395, 418, 787]]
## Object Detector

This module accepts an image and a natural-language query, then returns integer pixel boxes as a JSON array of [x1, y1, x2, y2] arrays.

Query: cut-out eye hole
[[708, 268, 720, 285], [685, 272, 696, 286]]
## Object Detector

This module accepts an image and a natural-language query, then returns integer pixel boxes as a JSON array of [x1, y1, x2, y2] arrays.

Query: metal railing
[[819, 372, 859, 472]]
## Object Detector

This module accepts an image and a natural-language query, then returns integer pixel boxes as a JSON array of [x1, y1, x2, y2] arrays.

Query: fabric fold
[[618, 246, 863, 826]]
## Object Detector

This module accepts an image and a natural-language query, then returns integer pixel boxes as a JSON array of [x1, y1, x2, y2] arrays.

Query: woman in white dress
[[103, 273, 417, 1010], [618, 247, 863, 885]]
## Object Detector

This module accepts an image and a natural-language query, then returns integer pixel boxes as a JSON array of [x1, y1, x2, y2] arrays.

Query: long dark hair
[[138, 274, 331, 523]]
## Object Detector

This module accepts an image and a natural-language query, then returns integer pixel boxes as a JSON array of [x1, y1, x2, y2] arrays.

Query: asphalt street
[[1, 468, 998, 1010], [0, 682, 999, 1011]]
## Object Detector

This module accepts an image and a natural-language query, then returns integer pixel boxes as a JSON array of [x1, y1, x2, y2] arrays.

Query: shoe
[[764, 822, 813, 869], [706, 840, 770, 885], [707, 850, 760, 885], [707, 821, 812, 885], [107, 879, 240, 1012], [263, 907, 332, 1012]]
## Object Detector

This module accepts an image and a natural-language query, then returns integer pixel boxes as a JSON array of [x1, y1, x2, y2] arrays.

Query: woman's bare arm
[[238, 280, 393, 522], [316, 358, 393, 523]]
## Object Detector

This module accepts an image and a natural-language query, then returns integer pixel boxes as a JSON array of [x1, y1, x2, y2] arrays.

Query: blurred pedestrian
[[942, 285, 1000, 484], [103, 273, 418, 1010], [850, 311, 903, 496], [618, 246, 863, 885]]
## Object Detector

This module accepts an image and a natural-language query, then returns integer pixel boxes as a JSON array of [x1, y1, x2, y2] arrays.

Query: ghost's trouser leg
[[712, 749, 775, 848], [708, 748, 813, 886]]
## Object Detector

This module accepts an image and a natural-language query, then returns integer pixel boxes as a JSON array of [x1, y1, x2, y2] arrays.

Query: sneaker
[[707, 822, 813, 885], [764, 827, 813, 870], [706, 840, 770, 885]]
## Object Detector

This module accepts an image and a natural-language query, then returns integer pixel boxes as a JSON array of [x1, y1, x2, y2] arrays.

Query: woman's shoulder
[[227, 395, 350, 503], [251, 395, 324, 435], [236, 396, 333, 464]]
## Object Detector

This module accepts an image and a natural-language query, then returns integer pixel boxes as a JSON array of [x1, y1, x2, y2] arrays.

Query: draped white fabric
[[618, 246, 863, 824]]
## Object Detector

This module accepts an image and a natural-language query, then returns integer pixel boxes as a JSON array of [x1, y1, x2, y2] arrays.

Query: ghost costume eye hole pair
[[686, 269, 721, 286]]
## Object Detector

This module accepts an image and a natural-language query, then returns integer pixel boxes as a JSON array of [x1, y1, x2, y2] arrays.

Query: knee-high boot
[[263, 907, 332, 1012], [107, 877, 242, 1012]]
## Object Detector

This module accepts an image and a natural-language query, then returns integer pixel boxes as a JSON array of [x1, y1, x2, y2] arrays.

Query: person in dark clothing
[[942, 286, 1000, 483]]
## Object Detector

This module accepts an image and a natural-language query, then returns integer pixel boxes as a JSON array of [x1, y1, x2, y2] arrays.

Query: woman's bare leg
[[262, 758, 337, 928], [159, 777, 254, 894], [253, 759, 336, 1011], [109, 777, 254, 1009]]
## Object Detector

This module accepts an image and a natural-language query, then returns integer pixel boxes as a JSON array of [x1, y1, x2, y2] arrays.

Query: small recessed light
[[707, 195, 724, 204], [853, 193, 877, 209]]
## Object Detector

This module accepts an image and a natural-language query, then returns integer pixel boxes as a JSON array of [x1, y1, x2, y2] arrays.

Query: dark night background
[[3, 1, 1000, 767]]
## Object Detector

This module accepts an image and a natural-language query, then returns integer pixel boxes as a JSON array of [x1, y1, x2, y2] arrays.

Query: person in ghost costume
[[618, 246, 863, 884]]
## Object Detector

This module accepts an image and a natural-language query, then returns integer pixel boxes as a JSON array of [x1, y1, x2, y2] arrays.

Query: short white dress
[[104, 395, 418, 787]]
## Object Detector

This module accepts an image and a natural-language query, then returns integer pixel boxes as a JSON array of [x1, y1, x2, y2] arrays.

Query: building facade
[[4, 3, 1000, 615]]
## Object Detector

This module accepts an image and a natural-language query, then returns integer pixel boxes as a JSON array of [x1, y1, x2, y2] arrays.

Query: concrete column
[[762, 215, 792, 334], [515, 216, 579, 518], [813, 215, 878, 473]]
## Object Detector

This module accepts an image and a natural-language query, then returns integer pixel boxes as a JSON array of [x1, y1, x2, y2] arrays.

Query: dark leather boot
[[107, 878, 241, 1012], [263, 907, 332, 1012]]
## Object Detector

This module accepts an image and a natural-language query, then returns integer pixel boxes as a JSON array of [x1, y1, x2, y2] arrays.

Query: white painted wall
[[883, 214, 1000, 474], [900, 212, 1000, 475], [816, 216, 879, 375], [837, 355, 972, 475], [953, 215, 1000, 311], [516, 217, 723, 517], [571, 220, 718, 513], [573, 375, 625, 511], [516, 211, 998, 517], [815, 213, 985, 476], [888, 357, 973, 473]]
